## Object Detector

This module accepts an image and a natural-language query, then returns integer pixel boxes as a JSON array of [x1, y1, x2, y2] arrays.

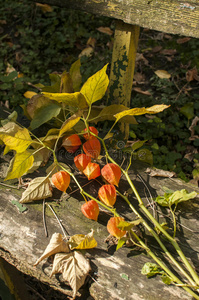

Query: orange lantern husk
[[83, 162, 101, 180], [62, 134, 81, 153], [83, 126, 98, 140], [52, 170, 70, 192], [81, 200, 99, 221], [74, 153, 91, 172], [83, 137, 101, 159], [101, 163, 121, 186], [98, 184, 116, 207], [107, 217, 126, 239]]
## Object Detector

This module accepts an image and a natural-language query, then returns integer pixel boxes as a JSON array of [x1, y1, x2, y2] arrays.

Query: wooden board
[[35, 0, 199, 38], [0, 155, 199, 299]]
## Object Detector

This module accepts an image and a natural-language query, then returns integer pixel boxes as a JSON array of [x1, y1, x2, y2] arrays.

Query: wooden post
[[108, 21, 140, 138]]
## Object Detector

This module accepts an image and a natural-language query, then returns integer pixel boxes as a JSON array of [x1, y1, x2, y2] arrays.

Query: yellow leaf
[[154, 70, 171, 79], [59, 112, 82, 137], [79, 47, 94, 58], [5, 150, 34, 180], [26, 94, 51, 119], [24, 91, 37, 99], [80, 64, 109, 105], [60, 71, 73, 93], [69, 229, 97, 250], [36, 3, 53, 12], [0, 127, 32, 153], [42, 91, 87, 109], [114, 104, 170, 122]]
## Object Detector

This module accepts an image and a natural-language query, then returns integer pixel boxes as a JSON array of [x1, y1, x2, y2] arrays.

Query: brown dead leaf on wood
[[177, 37, 191, 44], [34, 233, 70, 266], [160, 49, 177, 56], [50, 251, 91, 299], [145, 168, 176, 178]]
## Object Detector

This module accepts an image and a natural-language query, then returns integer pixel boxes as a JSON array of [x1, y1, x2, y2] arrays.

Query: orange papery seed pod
[[74, 153, 91, 172], [101, 163, 121, 186], [107, 217, 126, 239], [51, 170, 70, 192], [98, 184, 116, 207], [62, 134, 81, 153], [83, 162, 101, 180], [83, 126, 98, 140], [81, 200, 99, 221], [83, 138, 101, 159]]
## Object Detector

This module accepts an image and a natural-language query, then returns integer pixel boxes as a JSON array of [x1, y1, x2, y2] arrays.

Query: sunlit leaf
[[0, 127, 32, 153], [34, 233, 70, 266], [154, 70, 171, 79], [50, 251, 91, 298], [19, 177, 52, 203], [30, 102, 61, 130], [114, 104, 170, 122], [116, 237, 126, 251], [69, 229, 97, 250], [59, 112, 82, 137], [42, 91, 87, 109], [155, 189, 197, 207], [141, 262, 163, 278], [60, 71, 73, 93], [5, 150, 34, 180], [69, 59, 82, 92], [80, 64, 109, 105], [24, 91, 37, 99], [117, 219, 143, 231]]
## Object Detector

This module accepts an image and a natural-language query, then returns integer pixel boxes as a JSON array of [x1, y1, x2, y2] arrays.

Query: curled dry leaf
[[154, 70, 171, 79], [50, 251, 91, 298], [34, 233, 70, 266], [19, 177, 52, 203], [145, 168, 176, 178], [69, 229, 97, 250]]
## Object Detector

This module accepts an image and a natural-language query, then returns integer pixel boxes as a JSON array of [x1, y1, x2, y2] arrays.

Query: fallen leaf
[[154, 70, 171, 79], [50, 251, 91, 298], [145, 167, 176, 178], [36, 3, 53, 12], [97, 26, 113, 35], [177, 37, 191, 44], [19, 177, 52, 203], [132, 87, 151, 96], [186, 68, 199, 82], [34, 233, 70, 266], [69, 229, 97, 250], [160, 49, 176, 56], [79, 47, 94, 58], [87, 37, 96, 48], [24, 91, 37, 99]]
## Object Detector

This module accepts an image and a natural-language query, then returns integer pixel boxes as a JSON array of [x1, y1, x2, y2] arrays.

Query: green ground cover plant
[[0, 0, 198, 183]]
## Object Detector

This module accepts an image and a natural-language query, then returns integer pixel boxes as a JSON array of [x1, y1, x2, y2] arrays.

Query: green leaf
[[0, 128, 32, 153], [1, 111, 18, 126], [161, 274, 173, 285], [42, 92, 87, 109], [114, 104, 170, 123], [117, 218, 142, 231], [89, 104, 137, 124], [155, 194, 170, 207], [131, 140, 147, 152], [141, 262, 163, 278], [41, 73, 61, 93], [26, 94, 51, 119], [180, 102, 194, 120], [169, 189, 197, 206], [30, 102, 61, 130], [59, 112, 82, 137], [116, 237, 126, 251], [137, 148, 153, 165], [70, 59, 82, 92], [80, 64, 109, 105], [5, 150, 34, 180], [11, 200, 27, 213]]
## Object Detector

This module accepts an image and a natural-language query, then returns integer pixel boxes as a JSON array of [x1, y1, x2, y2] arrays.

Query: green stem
[[170, 204, 177, 238]]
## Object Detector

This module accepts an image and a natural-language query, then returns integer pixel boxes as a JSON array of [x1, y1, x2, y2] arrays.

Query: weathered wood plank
[[34, 0, 199, 38]]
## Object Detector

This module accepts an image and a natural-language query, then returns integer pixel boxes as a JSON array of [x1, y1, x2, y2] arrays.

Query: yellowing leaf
[[34, 233, 70, 266], [80, 64, 109, 105], [154, 70, 171, 79], [42, 91, 87, 109], [50, 251, 91, 298], [36, 3, 53, 12], [114, 104, 170, 122], [59, 112, 82, 137], [69, 229, 97, 250], [23, 91, 37, 99], [97, 26, 113, 35], [0, 128, 32, 153], [69, 59, 82, 92], [26, 94, 51, 119], [60, 71, 73, 93], [79, 47, 94, 58], [5, 150, 34, 180], [19, 177, 52, 203]]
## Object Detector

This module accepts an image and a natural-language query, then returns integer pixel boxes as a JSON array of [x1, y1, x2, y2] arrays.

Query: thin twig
[[46, 203, 69, 238], [26, 283, 46, 300], [43, 199, 48, 237], [0, 182, 19, 189]]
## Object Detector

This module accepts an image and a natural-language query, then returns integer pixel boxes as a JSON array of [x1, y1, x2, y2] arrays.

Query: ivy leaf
[[59, 112, 82, 137], [42, 92, 88, 109], [114, 104, 170, 123], [34, 233, 70, 266], [80, 64, 109, 105], [19, 177, 52, 203], [30, 102, 61, 130], [0, 127, 32, 154], [50, 251, 91, 298], [69, 229, 97, 250], [5, 150, 34, 180], [141, 262, 164, 278]]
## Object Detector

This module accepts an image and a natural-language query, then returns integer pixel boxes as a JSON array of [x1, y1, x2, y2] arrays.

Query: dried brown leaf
[[50, 251, 91, 298], [34, 233, 70, 266], [132, 87, 151, 96], [145, 168, 176, 178], [97, 26, 113, 35]]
